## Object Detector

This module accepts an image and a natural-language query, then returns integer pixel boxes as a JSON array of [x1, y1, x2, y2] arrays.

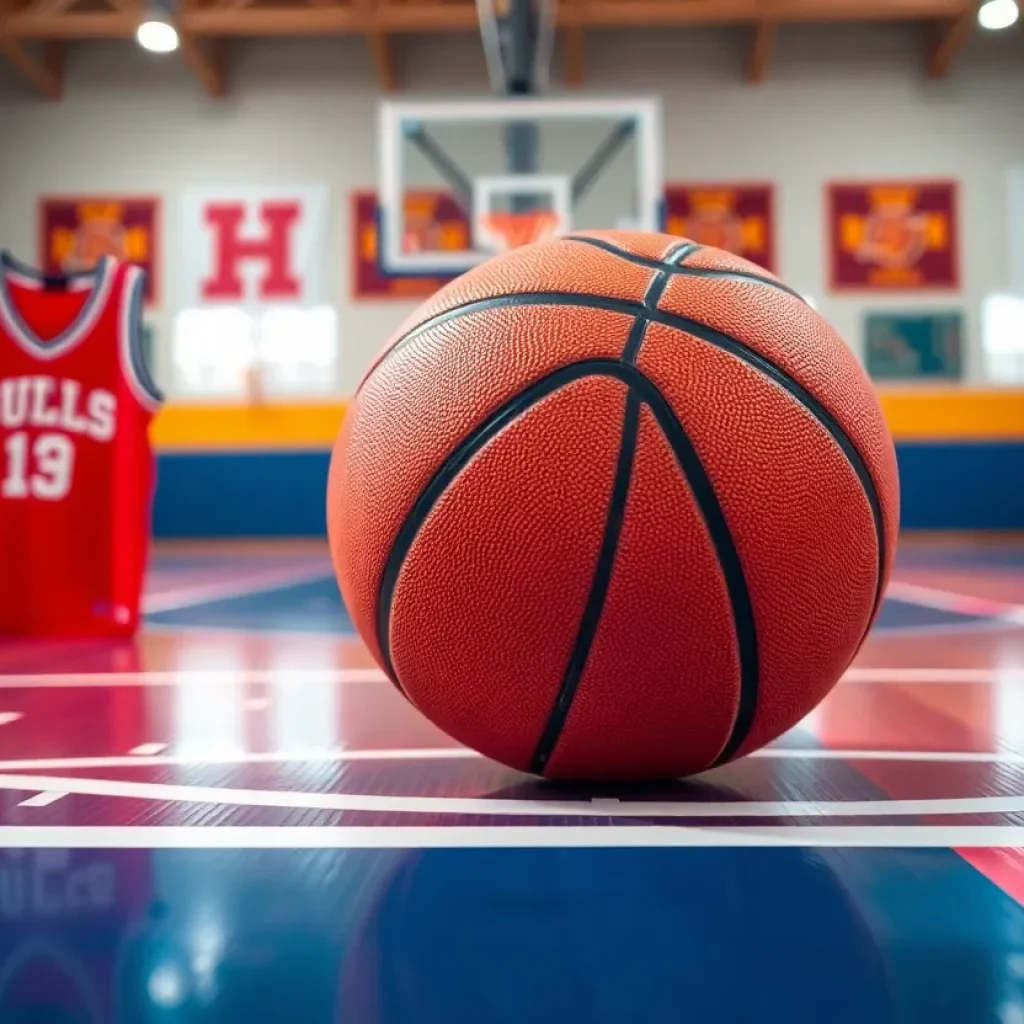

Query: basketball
[[330, 228, 896, 780]]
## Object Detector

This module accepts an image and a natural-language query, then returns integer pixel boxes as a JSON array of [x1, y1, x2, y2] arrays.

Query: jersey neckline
[[0, 251, 116, 361]]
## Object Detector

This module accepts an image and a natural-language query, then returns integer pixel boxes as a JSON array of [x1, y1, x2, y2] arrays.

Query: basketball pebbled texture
[[328, 230, 900, 779]]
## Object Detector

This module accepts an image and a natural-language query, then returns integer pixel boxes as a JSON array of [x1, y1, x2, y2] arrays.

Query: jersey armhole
[[120, 266, 163, 410]]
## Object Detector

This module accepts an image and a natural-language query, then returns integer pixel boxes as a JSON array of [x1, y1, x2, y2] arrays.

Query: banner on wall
[[178, 185, 330, 311], [864, 311, 963, 381], [351, 190, 468, 300], [828, 180, 959, 291], [663, 183, 775, 273], [39, 196, 160, 305]]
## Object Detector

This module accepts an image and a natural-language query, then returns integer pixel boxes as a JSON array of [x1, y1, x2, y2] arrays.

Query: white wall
[[1, 24, 1022, 391]]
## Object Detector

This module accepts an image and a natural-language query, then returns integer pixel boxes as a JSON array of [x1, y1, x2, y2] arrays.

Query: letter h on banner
[[178, 185, 330, 312], [202, 202, 302, 301]]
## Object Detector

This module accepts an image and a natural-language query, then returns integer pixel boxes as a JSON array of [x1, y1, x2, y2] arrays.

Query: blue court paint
[[874, 597, 992, 632], [146, 582, 983, 640], [3, 846, 1019, 1024], [146, 575, 354, 633]]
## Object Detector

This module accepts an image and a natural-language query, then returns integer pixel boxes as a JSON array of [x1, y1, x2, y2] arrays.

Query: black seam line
[[371, 289, 886, 624], [648, 241, 699, 308], [353, 241, 803, 400], [564, 234, 806, 303], [375, 358, 759, 768], [623, 241, 698, 364], [536, 242, 703, 769], [529, 391, 641, 774]]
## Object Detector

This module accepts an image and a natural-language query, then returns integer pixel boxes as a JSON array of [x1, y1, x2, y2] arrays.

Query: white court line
[[142, 565, 333, 614], [1, 824, 1024, 849], [128, 743, 168, 756], [0, 748, 477, 771], [142, 623, 348, 640], [0, 772, 1021, 818], [16, 791, 68, 808], [0, 712, 23, 725], [0, 669, 386, 688], [843, 667, 1024, 684], [753, 747, 1024, 764], [244, 697, 270, 711], [1, 666, 1020, 689], [0, 745, 1022, 774]]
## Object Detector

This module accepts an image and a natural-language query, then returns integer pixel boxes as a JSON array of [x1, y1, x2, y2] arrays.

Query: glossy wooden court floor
[[1, 538, 1024, 1022]]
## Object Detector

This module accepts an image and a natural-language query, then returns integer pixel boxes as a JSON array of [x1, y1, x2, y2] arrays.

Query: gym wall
[[1, 25, 1022, 534]]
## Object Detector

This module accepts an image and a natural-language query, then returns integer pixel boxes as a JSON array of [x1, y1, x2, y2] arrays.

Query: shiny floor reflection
[[1, 537, 1024, 1022], [3, 845, 1024, 1023]]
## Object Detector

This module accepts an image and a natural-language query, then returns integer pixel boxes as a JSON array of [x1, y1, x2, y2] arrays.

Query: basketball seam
[[533, 243, 696, 770], [367, 290, 886, 627], [563, 235, 805, 303], [376, 359, 758, 773], [528, 391, 641, 774], [622, 241, 697, 364], [355, 246, 803, 398]]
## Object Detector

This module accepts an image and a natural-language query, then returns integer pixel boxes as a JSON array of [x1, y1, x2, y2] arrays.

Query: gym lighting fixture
[[978, 0, 1019, 31]]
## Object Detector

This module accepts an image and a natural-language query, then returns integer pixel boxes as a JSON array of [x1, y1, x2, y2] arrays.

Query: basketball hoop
[[478, 210, 561, 252]]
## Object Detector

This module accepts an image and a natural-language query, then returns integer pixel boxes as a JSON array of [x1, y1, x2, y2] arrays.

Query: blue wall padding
[[152, 443, 1024, 538], [893, 442, 1024, 531], [154, 451, 331, 537]]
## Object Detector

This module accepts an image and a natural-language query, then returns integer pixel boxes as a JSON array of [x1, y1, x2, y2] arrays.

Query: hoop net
[[478, 210, 561, 252]]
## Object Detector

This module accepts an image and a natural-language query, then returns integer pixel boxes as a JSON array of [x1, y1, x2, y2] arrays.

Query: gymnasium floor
[[2, 538, 1024, 1020]]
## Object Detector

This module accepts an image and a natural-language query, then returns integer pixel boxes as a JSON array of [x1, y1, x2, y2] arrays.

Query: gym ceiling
[[0, 0, 988, 101]]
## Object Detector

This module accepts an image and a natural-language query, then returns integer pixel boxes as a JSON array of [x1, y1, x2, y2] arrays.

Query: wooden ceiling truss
[[0, 0, 984, 100]]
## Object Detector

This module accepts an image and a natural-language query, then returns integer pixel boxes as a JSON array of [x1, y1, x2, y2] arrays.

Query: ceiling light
[[978, 0, 1019, 30], [136, 17, 179, 52], [137, 0, 179, 52]]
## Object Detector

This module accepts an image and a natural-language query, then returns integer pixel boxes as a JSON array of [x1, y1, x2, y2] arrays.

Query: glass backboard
[[377, 95, 663, 275]]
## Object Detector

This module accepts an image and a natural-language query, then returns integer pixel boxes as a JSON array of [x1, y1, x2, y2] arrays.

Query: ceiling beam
[[367, 30, 397, 90], [183, 4, 358, 34], [24, 0, 77, 17], [745, 20, 776, 82], [178, 0, 227, 95], [180, 33, 226, 94], [562, 0, 587, 85], [562, 0, 971, 27], [563, 24, 585, 85], [0, 0, 979, 42], [0, 0, 62, 96], [4, 10, 136, 38], [354, 0, 397, 90], [926, 9, 974, 78], [0, 38, 62, 95]]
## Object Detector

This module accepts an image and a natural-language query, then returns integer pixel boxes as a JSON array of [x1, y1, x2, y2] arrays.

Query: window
[[171, 305, 339, 399], [981, 294, 1024, 383]]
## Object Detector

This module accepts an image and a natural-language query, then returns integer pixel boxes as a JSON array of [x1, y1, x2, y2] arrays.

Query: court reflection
[[3, 840, 1023, 1023], [0, 841, 900, 1024]]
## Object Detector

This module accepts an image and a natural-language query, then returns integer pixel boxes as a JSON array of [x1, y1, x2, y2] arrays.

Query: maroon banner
[[828, 180, 959, 290], [664, 183, 775, 273], [39, 196, 161, 305], [351, 191, 469, 300]]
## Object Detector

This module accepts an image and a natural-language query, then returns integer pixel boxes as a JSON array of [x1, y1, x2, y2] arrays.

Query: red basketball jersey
[[0, 251, 161, 637]]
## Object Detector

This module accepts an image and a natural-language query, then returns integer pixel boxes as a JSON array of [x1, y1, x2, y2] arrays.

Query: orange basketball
[[328, 230, 899, 779]]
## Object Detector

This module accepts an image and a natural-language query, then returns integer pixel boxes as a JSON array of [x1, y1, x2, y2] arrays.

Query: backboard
[[377, 96, 663, 275]]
